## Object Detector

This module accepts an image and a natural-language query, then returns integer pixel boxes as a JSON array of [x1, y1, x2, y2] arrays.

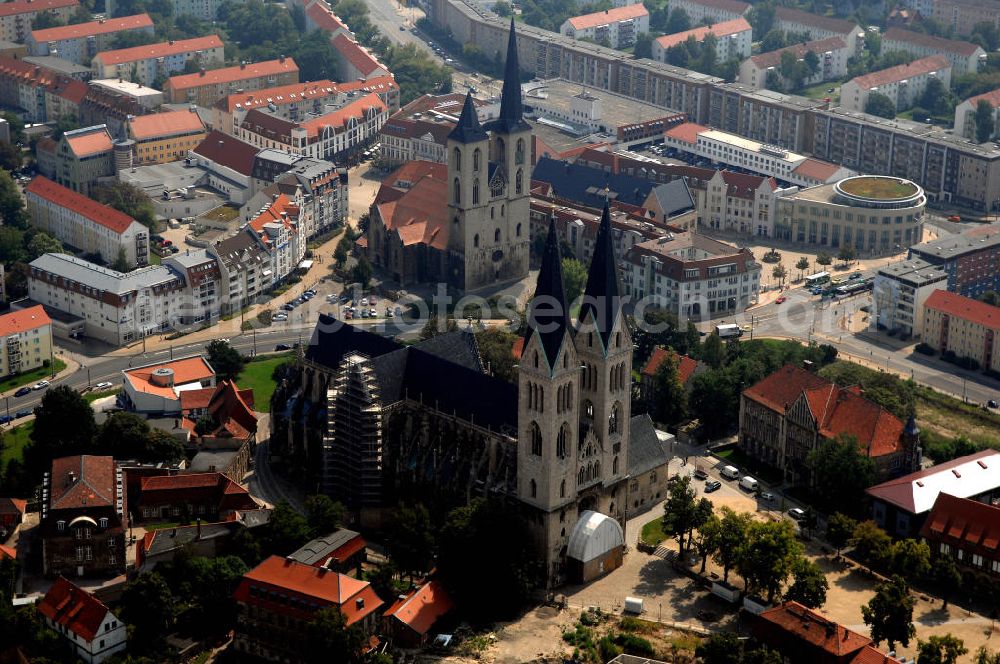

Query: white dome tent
[[565, 510, 625, 582]]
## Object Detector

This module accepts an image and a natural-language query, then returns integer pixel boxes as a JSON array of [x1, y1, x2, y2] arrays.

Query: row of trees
[[661, 34, 741, 81]]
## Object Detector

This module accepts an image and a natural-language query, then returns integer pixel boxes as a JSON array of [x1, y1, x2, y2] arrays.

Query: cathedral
[[366, 18, 531, 292]]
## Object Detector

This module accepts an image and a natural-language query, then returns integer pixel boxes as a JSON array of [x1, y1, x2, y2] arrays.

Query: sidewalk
[[0, 349, 80, 399]]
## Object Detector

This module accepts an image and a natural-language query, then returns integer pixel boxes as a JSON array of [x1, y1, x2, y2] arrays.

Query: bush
[[614, 633, 656, 657], [762, 250, 782, 263], [915, 342, 935, 355]]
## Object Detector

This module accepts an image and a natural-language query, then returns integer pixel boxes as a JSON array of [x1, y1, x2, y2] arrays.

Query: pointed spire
[[579, 201, 623, 351], [448, 91, 488, 144], [525, 217, 570, 369], [492, 16, 529, 134]]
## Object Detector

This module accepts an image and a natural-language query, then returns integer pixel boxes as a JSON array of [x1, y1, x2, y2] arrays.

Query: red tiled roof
[[641, 347, 698, 385], [866, 450, 1000, 513], [759, 601, 872, 657], [306, 0, 347, 33], [512, 336, 525, 360], [720, 170, 776, 197], [742, 364, 829, 412], [166, 58, 299, 92], [0, 56, 58, 88], [215, 79, 338, 113], [883, 27, 983, 57], [124, 356, 215, 398], [793, 158, 842, 183], [49, 455, 116, 510], [0, 0, 77, 18], [31, 13, 152, 43], [775, 6, 860, 35], [0, 305, 51, 337], [0, 544, 15, 559], [332, 33, 383, 77], [965, 87, 1000, 110], [655, 18, 750, 50], [849, 55, 950, 90], [205, 379, 258, 439], [38, 578, 113, 643], [384, 579, 454, 636], [802, 384, 905, 457], [192, 130, 258, 176], [26, 177, 137, 234], [141, 472, 229, 492], [64, 127, 113, 157], [299, 92, 387, 138], [94, 35, 224, 66], [567, 4, 648, 30], [235, 555, 383, 626], [664, 122, 708, 145], [129, 109, 206, 140], [48, 77, 88, 105], [377, 173, 449, 250], [921, 492, 1000, 559], [179, 387, 216, 411], [925, 289, 1000, 331], [850, 645, 904, 664], [250, 194, 299, 239], [749, 36, 848, 68], [0, 498, 27, 516]]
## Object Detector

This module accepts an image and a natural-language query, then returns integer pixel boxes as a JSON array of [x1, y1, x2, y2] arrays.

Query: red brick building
[[921, 492, 1000, 587], [134, 472, 259, 523]]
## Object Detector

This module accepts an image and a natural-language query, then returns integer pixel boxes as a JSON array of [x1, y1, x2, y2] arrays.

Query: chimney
[[169, 39, 174, 45], [199, 68, 206, 77], [279, 54, 285, 63], [240, 62, 246, 70], [67, 471, 76, 486], [356, 597, 364, 610]]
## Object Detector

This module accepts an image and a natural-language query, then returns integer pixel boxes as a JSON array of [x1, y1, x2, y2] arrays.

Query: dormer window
[[99, 517, 108, 529], [57, 520, 65, 531]]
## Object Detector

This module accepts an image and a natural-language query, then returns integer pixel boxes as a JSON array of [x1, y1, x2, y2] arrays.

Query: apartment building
[[162, 250, 223, 325], [248, 149, 348, 235], [623, 233, 761, 319], [0, 305, 53, 378], [921, 493, 1000, 592], [775, 175, 926, 252], [299, 0, 349, 36], [0, 56, 86, 123], [91, 35, 225, 86], [0, 0, 77, 43], [128, 109, 207, 165], [667, 0, 750, 25], [38, 578, 127, 664], [840, 56, 952, 114], [773, 7, 863, 55], [25, 176, 150, 267], [209, 232, 270, 313], [236, 92, 388, 162], [922, 289, 1000, 371], [954, 87, 1000, 141], [164, 57, 300, 107], [89, 78, 163, 109], [932, 0, 1000, 37], [651, 18, 752, 63], [737, 36, 850, 91], [34, 124, 115, 196], [77, 82, 154, 137], [27, 14, 154, 65], [28, 253, 189, 345], [187, 130, 258, 204], [243, 193, 306, 285], [561, 4, 649, 49], [377, 92, 486, 168], [872, 258, 948, 338], [907, 224, 1000, 297], [882, 27, 985, 76], [331, 32, 388, 81]]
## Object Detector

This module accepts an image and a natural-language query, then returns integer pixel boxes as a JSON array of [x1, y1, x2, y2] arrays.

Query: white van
[[739, 476, 759, 493], [720, 465, 740, 480]]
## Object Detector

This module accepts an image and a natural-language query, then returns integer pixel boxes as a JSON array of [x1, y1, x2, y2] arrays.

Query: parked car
[[370, 296, 378, 305], [693, 468, 708, 480], [0, 415, 13, 425], [948, 215, 961, 222], [989, 399, 999, 408], [370, 308, 377, 317], [14, 410, 30, 419], [704, 480, 722, 493], [275, 344, 292, 351], [14, 387, 31, 397], [95, 381, 114, 390], [32, 380, 50, 391], [361, 297, 369, 306], [787, 508, 807, 521], [775, 296, 787, 304], [282, 303, 295, 311]]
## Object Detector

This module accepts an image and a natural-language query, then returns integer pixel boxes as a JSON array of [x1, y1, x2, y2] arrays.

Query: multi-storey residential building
[[106, 0, 239, 21], [162, 250, 223, 325], [89, 78, 163, 109], [28, 253, 189, 345], [77, 83, 153, 138], [667, 0, 750, 25], [773, 7, 863, 55], [0, 56, 87, 123], [250, 149, 348, 229], [0, 0, 77, 43], [0, 305, 52, 378], [187, 130, 258, 204], [737, 36, 850, 91], [233, 556, 383, 662], [34, 125, 115, 196], [377, 92, 482, 168], [128, 109, 207, 165], [27, 14, 154, 65], [932, 0, 1000, 37], [954, 87, 1000, 141], [41, 455, 127, 577], [38, 578, 127, 663], [907, 224, 1000, 297], [164, 57, 300, 107], [775, 175, 926, 252], [135, 472, 258, 522], [922, 289, 1000, 371], [840, 56, 952, 114], [25, 176, 150, 267], [872, 258, 948, 338], [91, 35, 225, 86], [921, 493, 1000, 590], [623, 233, 761, 318], [739, 364, 921, 485], [209, 231, 270, 312], [237, 92, 388, 162], [561, 4, 649, 49], [651, 18, 752, 63], [244, 193, 306, 284], [882, 27, 985, 77]]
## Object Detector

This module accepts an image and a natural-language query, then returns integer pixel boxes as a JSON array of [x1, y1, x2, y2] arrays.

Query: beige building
[[34, 124, 115, 196], [775, 175, 926, 252], [872, 258, 948, 338], [667, 0, 749, 25], [922, 289, 1000, 372], [0, 0, 77, 43], [953, 87, 1000, 141], [773, 7, 863, 55], [882, 27, 985, 77], [91, 35, 225, 86], [652, 18, 752, 63], [0, 305, 52, 378], [737, 36, 850, 91], [164, 57, 300, 107], [560, 4, 649, 49], [27, 14, 154, 65], [128, 110, 207, 165], [840, 56, 951, 114]]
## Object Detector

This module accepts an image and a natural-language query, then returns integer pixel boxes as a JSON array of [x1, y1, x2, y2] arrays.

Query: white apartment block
[[652, 18, 752, 63], [25, 176, 150, 268], [882, 27, 986, 77], [243, 192, 307, 286], [0, 0, 77, 43], [738, 36, 850, 91], [953, 87, 1000, 141], [840, 55, 952, 114], [0, 305, 53, 377], [91, 35, 225, 87], [27, 14, 154, 65], [872, 258, 948, 338], [209, 231, 271, 313], [773, 7, 863, 56], [667, 0, 750, 25], [561, 4, 649, 49]]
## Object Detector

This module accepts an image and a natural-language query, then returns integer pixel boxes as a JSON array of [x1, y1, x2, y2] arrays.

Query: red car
[[775, 296, 787, 304]]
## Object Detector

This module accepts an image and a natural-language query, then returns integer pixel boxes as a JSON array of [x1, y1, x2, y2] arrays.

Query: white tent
[[566, 510, 624, 563]]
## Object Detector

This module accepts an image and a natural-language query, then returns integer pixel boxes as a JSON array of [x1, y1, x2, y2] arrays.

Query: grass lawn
[[640, 516, 667, 547], [800, 81, 839, 103], [85, 388, 120, 404], [200, 204, 240, 223], [0, 421, 33, 473], [0, 359, 66, 394], [237, 353, 294, 413], [915, 386, 1000, 449], [838, 176, 918, 200], [149, 252, 161, 265]]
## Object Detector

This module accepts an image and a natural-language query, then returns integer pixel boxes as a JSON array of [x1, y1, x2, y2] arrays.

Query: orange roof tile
[[0, 305, 50, 337], [298, 92, 387, 138], [664, 122, 708, 145], [377, 174, 449, 250], [49, 455, 116, 510], [94, 35, 223, 66], [743, 363, 830, 412], [384, 579, 454, 636], [0, 0, 77, 18], [0, 497, 27, 516], [681, 0, 749, 13], [31, 13, 152, 43], [749, 36, 848, 69], [655, 18, 750, 50], [124, 356, 215, 398], [883, 26, 983, 57], [216, 79, 338, 113], [926, 289, 1000, 331], [793, 158, 841, 183], [332, 33, 383, 76], [966, 86, 1000, 109], [641, 347, 698, 384], [166, 58, 299, 92], [849, 55, 950, 90], [179, 387, 215, 411], [129, 110, 206, 140], [64, 128, 113, 157], [26, 176, 138, 234], [921, 492, 1000, 558], [250, 194, 299, 238], [0, 544, 15, 559], [567, 4, 648, 30], [306, 0, 348, 33], [38, 578, 114, 643], [759, 601, 872, 657]]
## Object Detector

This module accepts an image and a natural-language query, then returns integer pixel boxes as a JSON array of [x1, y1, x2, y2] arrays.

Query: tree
[[650, 352, 688, 426], [931, 554, 962, 609], [0, 142, 22, 171], [26, 386, 97, 475], [259, 501, 312, 557], [742, 648, 784, 664], [707, 506, 752, 583], [351, 255, 373, 288], [304, 494, 346, 535], [980, 290, 1000, 306], [862, 575, 916, 651], [865, 92, 897, 119], [771, 264, 787, 288], [920, 77, 953, 118], [634, 31, 656, 59], [387, 504, 435, 579], [561, 257, 587, 304], [303, 606, 367, 664], [701, 332, 725, 369], [194, 415, 215, 436], [975, 647, 1000, 664], [51, 114, 80, 141], [695, 632, 743, 664], [145, 429, 184, 462], [761, 28, 787, 52], [816, 252, 833, 268], [31, 10, 63, 28], [850, 520, 892, 570], [976, 98, 996, 143], [917, 635, 968, 664], [120, 573, 175, 649], [665, 7, 690, 33], [747, 3, 776, 37], [795, 257, 810, 280], [0, 227, 26, 264], [805, 434, 875, 516], [334, 235, 350, 269], [27, 232, 62, 261], [826, 512, 857, 556], [92, 181, 156, 229], [838, 245, 857, 266], [492, 0, 512, 16], [96, 411, 150, 458], [166, 554, 248, 636], [0, 169, 28, 229], [475, 327, 518, 383], [206, 339, 245, 380], [785, 558, 828, 608], [736, 519, 803, 602], [111, 246, 130, 272], [889, 538, 931, 578], [689, 370, 738, 439], [662, 475, 712, 554]]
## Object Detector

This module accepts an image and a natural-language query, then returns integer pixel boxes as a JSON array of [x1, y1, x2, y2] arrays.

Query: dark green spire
[[448, 91, 487, 143], [491, 16, 529, 134], [525, 217, 569, 369], [579, 201, 623, 351]]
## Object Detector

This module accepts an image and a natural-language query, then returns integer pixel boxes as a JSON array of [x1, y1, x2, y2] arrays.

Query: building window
[[530, 479, 537, 498], [452, 147, 461, 170], [473, 148, 481, 171], [556, 425, 568, 458], [560, 479, 566, 498], [473, 233, 479, 248], [516, 223, 522, 237], [515, 168, 523, 195], [99, 518, 108, 529], [530, 422, 543, 455], [973, 553, 984, 567], [453, 178, 461, 204], [57, 520, 65, 532], [494, 228, 501, 243], [473, 178, 480, 205]]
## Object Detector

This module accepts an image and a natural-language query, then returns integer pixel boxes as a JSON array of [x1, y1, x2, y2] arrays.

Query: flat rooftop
[[876, 258, 948, 286], [23, 55, 92, 77], [524, 79, 676, 129], [909, 223, 1000, 259], [699, 129, 807, 162], [90, 78, 163, 99], [118, 160, 208, 195], [533, 121, 613, 156]]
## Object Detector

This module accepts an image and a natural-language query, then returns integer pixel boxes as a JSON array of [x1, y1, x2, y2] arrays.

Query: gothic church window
[[474, 234, 479, 248], [533, 351, 539, 368], [516, 138, 525, 165], [517, 223, 522, 237], [494, 228, 501, 243], [515, 169, 523, 195], [557, 425, 567, 458], [613, 456, 619, 475], [560, 480, 566, 498], [531, 422, 542, 455], [530, 479, 537, 497], [453, 178, 461, 204], [453, 147, 461, 170], [473, 148, 481, 171], [578, 467, 585, 484], [473, 179, 480, 205], [609, 402, 620, 434]]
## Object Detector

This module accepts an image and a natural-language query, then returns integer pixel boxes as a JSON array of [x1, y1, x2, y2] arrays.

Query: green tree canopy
[[707, 506, 753, 583], [351, 255, 373, 289], [865, 92, 897, 119], [206, 339, 245, 380], [388, 503, 436, 579], [736, 519, 803, 603], [850, 520, 892, 569], [862, 575, 916, 651], [304, 606, 367, 664], [806, 434, 876, 516], [917, 634, 968, 664], [889, 538, 931, 578], [826, 512, 857, 555], [120, 572, 175, 650], [662, 475, 713, 554], [27, 386, 97, 476], [27, 232, 63, 261], [650, 352, 688, 426], [304, 494, 346, 535], [976, 99, 996, 144], [562, 257, 587, 304], [785, 558, 828, 608], [475, 327, 519, 383]]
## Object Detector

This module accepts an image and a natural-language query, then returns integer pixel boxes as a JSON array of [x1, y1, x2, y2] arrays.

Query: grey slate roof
[[648, 179, 696, 217], [288, 529, 363, 566], [30, 253, 183, 295], [532, 157, 660, 207], [628, 414, 670, 476]]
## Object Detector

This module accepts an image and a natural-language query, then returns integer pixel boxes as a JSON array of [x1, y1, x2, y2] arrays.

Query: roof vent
[[356, 597, 364, 609], [150, 367, 175, 387], [916, 481, 923, 487], [952, 469, 961, 478], [979, 460, 988, 469]]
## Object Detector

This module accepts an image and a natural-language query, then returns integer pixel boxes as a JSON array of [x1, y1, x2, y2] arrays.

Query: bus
[[835, 278, 873, 297], [805, 272, 830, 286]]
